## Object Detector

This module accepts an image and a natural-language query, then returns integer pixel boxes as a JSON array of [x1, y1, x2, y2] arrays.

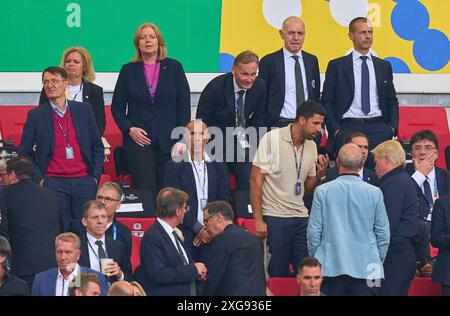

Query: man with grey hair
[[0, 236, 29, 295], [308, 143, 390, 295]]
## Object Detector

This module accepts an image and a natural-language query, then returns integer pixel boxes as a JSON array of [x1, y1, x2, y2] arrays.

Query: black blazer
[[259, 48, 320, 127], [202, 224, 266, 296], [0, 186, 7, 239], [137, 220, 199, 296], [111, 59, 191, 153], [321, 53, 399, 137], [406, 164, 450, 221], [324, 166, 379, 186], [78, 234, 132, 283], [39, 81, 106, 136], [164, 160, 230, 234], [196, 72, 266, 131], [18, 101, 104, 182], [431, 196, 450, 286], [4, 179, 63, 277]]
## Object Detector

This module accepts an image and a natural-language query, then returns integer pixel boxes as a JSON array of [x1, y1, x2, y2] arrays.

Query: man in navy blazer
[[165, 120, 230, 261], [196, 50, 266, 190], [322, 17, 398, 155], [31, 232, 108, 296], [18, 66, 104, 231], [259, 16, 320, 129], [137, 187, 207, 296]]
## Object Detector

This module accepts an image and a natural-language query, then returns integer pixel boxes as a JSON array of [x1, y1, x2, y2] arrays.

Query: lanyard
[[144, 62, 160, 103], [293, 142, 305, 183], [112, 223, 117, 241], [53, 106, 70, 146], [87, 239, 108, 264], [432, 176, 439, 201], [191, 161, 207, 198], [72, 82, 83, 101], [235, 92, 246, 128]]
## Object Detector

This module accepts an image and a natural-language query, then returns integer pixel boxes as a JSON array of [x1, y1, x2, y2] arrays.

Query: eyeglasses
[[42, 79, 66, 87], [96, 195, 120, 203], [412, 145, 437, 152]]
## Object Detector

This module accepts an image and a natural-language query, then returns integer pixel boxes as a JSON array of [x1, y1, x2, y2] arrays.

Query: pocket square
[[383, 80, 387, 83], [311, 80, 316, 89], [249, 112, 254, 119]]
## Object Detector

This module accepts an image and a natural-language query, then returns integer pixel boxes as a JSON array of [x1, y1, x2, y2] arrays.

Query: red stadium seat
[[130, 234, 143, 272], [267, 277, 299, 296], [398, 106, 449, 142], [103, 105, 122, 180], [235, 218, 256, 235], [408, 277, 442, 296], [0, 106, 35, 147], [116, 217, 156, 238], [430, 245, 438, 258], [98, 174, 112, 186]]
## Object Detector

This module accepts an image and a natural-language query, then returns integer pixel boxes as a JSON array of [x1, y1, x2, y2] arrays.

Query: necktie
[[95, 240, 107, 260], [173, 231, 197, 296], [236, 90, 246, 127], [423, 176, 433, 206], [360, 56, 370, 115], [292, 55, 305, 107]]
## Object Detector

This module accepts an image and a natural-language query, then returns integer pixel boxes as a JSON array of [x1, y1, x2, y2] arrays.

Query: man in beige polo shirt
[[250, 100, 329, 277]]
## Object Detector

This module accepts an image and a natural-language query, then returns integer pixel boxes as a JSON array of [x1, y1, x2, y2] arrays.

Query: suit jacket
[[4, 179, 63, 277], [202, 224, 266, 296], [31, 265, 109, 296], [321, 53, 399, 137], [431, 196, 450, 285], [111, 59, 191, 153], [0, 185, 7, 239], [259, 48, 320, 127], [196, 72, 267, 136], [78, 234, 132, 283], [406, 163, 450, 221], [39, 81, 106, 136], [324, 166, 379, 186], [18, 101, 104, 182], [308, 175, 390, 279], [137, 220, 199, 296], [164, 160, 230, 234]]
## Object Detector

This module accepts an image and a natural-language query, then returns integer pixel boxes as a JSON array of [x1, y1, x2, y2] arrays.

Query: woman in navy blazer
[[111, 22, 191, 199]]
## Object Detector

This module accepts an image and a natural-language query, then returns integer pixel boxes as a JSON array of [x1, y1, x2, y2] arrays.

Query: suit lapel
[[436, 168, 446, 196], [275, 49, 285, 95], [156, 221, 185, 265], [79, 236, 91, 268], [154, 59, 168, 105], [344, 53, 355, 95], [135, 61, 153, 105], [372, 55, 383, 98], [301, 51, 312, 96], [49, 268, 58, 296], [44, 103, 55, 155], [68, 101, 84, 151], [224, 73, 236, 119], [82, 81, 91, 103], [206, 162, 215, 199]]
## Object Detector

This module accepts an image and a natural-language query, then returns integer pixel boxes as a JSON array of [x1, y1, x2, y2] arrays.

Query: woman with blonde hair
[[130, 281, 147, 296]]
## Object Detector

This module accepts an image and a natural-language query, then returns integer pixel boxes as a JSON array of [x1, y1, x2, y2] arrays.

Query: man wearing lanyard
[[250, 101, 329, 277], [165, 120, 230, 261], [19, 66, 104, 231]]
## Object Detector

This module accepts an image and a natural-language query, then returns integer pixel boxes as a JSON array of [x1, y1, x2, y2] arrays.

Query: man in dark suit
[[165, 120, 230, 261], [78, 200, 131, 283], [137, 187, 207, 296], [322, 17, 398, 155], [196, 50, 266, 190], [18, 66, 104, 231], [2, 156, 63, 289], [431, 196, 450, 296], [202, 201, 266, 296], [259, 16, 320, 129], [0, 236, 29, 296], [32, 232, 108, 296]]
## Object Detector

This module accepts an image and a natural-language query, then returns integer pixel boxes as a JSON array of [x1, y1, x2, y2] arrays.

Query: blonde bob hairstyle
[[371, 140, 406, 168], [132, 22, 167, 62], [60, 46, 96, 82]]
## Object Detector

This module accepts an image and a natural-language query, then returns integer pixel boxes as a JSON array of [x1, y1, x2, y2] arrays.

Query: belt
[[342, 117, 383, 124], [278, 117, 296, 124]]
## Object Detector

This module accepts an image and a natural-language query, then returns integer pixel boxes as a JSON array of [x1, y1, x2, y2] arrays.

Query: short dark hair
[[156, 187, 188, 218], [298, 257, 321, 274], [349, 17, 369, 33], [0, 236, 12, 269], [204, 201, 234, 222], [68, 273, 100, 296], [295, 100, 326, 122], [233, 50, 259, 66], [98, 182, 124, 201], [42, 66, 68, 82], [82, 200, 106, 218], [410, 129, 439, 150], [5, 156, 33, 180], [343, 132, 369, 145]]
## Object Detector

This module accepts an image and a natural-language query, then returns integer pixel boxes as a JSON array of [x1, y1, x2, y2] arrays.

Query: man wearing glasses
[[18, 66, 104, 231]]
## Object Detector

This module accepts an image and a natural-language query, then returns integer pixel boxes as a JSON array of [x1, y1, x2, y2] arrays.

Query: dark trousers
[[380, 237, 417, 296], [443, 285, 450, 296], [44, 176, 97, 231], [264, 216, 309, 277], [321, 275, 378, 296], [123, 145, 170, 197]]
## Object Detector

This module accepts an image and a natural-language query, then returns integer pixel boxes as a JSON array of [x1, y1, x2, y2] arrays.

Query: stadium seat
[[267, 277, 299, 296], [398, 106, 449, 142], [235, 218, 256, 235], [116, 217, 156, 237], [0, 106, 35, 147], [430, 244, 439, 258], [408, 277, 442, 296], [130, 234, 143, 272], [103, 105, 122, 180], [98, 174, 112, 186]]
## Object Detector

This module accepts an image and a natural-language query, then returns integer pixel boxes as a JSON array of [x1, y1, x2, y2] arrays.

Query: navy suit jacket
[[137, 220, 199, 296], [259, 48, 320, 127], [78, 234, 132, 282], [196, 72, 266, 132], [111, 59, 191, 153], [431, 196, 450, 285], [321, 53, 399, 137], [324, 166, 379, 186], [0, 186, 7, 239], [31, 266, 109, 296], [164, 160, 230, 234], [18, 100, 104, 182], [202, 224, 266, 296], [406, 163, 450, 221]]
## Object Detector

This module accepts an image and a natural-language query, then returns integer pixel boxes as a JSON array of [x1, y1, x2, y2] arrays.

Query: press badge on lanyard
[[53, 105, 74, 160], [65, 146, 74, 160]]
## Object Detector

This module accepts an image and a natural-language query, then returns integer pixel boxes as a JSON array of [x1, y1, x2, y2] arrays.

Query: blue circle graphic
[[413, 29, 450, 71], [384, 57, 411, 73], [219, 53, 235, 72], [391, 0, 429, 41]]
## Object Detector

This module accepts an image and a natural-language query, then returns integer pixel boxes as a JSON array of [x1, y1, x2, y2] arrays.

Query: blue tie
[[360, 56, 370, 115], [423, 176, 433, 206]]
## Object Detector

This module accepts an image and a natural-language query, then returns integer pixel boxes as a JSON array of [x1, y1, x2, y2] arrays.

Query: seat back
[[267, 277, 300, 296], [398, 106, 449, 141], [0, 106, 36, 147], [408, 277, 442, 296]]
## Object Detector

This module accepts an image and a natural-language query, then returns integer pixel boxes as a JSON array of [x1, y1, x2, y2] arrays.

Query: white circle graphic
[[263, 0, 302, 29], [329, 0, 368, 27]]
